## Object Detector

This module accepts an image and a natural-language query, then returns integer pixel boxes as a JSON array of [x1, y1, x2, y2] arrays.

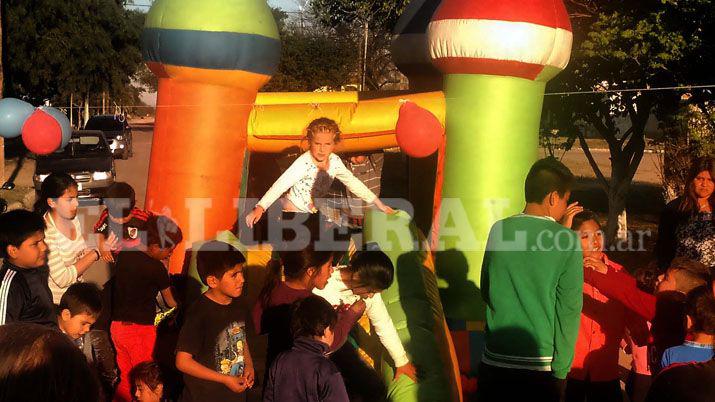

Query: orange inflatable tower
[[142, 0, 280, 272]]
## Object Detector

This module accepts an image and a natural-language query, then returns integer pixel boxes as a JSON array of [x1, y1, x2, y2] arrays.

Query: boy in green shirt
[[478, 158, 583, 402]]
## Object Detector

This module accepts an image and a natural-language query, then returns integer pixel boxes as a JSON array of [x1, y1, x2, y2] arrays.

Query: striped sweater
[[480, 214, 583, 379], [44, 212, 89, 303]]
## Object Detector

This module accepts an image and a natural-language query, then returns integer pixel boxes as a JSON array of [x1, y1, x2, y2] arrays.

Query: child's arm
[[330, 299, 366, 351], [247, 155, 308, 226], [585, 268, 656, 321], [364, 294, 417, 381], [551, 238, 584, 380], [176, 351, 247, 393], [1, 281, 25, 325], [242, 339, 254, 388], [46, 232, 98, 290], [90, 330, 120, 391], [159, 286, 178, 308]]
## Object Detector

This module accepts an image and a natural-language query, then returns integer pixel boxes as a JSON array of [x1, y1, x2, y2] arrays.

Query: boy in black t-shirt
[[111, 215, 181, 402], [176, 240, 252, 402]]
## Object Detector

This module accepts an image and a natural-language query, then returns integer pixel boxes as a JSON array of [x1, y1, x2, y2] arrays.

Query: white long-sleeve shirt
[[313, 267, 410, 367], [257, 152, 378, 213], [44, 212, 88, 303]]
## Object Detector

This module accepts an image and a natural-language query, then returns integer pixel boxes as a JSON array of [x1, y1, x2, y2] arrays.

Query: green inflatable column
[[426, 0, 573, 374]]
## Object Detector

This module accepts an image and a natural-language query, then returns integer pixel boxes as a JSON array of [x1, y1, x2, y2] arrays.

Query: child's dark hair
[[258, 245, 333, 307], [33, 173, 77, 216], [196, 240, 246, 285], [634, 261, 660, 294], [571, 210, 600, 231], [306, 118, 341, 143], [145, 215, 183, 249], [669, 257, 711, 293], [524, 157, 575, 203], [0, 209, 46, 259], [685, 286, 715, 335], [291, 295, 337, 338], [103, 182, 136, 219], [348, 247, 394, 291], [129, 361, 164, 394], [0, 323, 100, 402], [59, 282, 102, 317]]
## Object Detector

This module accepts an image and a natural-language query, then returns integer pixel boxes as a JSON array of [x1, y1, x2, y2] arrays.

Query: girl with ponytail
[[34, 173, 112, 303], [252, 244, 366, 370]]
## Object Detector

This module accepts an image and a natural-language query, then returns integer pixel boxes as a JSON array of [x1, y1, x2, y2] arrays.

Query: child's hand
[[560, 202, 584, 228], [374, 199, 396, 215], [105, 232, 119, 250], [243, 365, 255, 388], [98, 232, 119, 263], [584, 256, 608, 274], [349, 299, 366, 316], [223, 375, 248, 393], [245, 207, 264, 228], [394, 362, 418, 382]]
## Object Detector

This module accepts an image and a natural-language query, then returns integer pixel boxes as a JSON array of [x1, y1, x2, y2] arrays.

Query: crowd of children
[[0, 116, 713, 402]]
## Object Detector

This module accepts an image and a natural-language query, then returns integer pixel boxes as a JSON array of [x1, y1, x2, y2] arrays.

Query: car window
[[51, 135, 107, 156], [85, 116, 125, 131]]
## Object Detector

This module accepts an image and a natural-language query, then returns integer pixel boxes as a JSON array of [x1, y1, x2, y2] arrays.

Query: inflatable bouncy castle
[[141, 0, 572, 400]]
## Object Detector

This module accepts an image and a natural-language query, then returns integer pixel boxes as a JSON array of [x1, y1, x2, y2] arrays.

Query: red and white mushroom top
[[427, 0, 573, 82]]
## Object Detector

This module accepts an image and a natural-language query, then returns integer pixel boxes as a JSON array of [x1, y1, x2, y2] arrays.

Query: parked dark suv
[[84, 114, 132, 159], [34, 130, 115, 202]]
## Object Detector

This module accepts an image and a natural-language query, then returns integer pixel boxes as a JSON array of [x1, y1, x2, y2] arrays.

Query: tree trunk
[[83, 93, 90, 127], [0, 0, 4, 185]]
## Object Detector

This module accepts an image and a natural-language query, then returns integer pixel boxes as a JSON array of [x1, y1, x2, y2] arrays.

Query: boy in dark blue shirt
[[0, 209, 54, 327], [264, 295, 349, 402], [661, 286, 715, 368]]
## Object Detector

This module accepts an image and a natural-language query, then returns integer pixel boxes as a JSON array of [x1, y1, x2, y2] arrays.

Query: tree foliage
[[2, 0, 144, 107], [310, 0, 409, 90], [262, 8, 358, 92], [546, 0, 714, 243]]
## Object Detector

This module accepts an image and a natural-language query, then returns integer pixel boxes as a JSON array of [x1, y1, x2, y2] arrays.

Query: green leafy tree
[[2, 0, 143, 109], [263, 8, 358, 92], [546, 0, 714, 243], [310, 0, 409, 90]]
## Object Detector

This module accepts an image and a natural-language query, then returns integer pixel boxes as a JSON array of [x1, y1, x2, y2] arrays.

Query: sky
[[128, 0, 300, 12]]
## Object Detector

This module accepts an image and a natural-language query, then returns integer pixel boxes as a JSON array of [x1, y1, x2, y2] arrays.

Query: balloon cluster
[[0, 98, 71, 155]]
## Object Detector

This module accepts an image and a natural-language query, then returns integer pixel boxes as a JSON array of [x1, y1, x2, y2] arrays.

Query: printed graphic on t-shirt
[[215, 321, 246, 377]]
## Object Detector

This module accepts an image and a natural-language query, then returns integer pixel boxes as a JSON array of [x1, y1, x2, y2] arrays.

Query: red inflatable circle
[[395, 101, 444, 158], [22, 109, 62, 155]]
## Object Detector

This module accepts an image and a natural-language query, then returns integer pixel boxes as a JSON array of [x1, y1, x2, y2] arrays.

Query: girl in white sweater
[[245, 118, 394, 230], [34, 173, 116, 303], [313, 248, 418, 388]]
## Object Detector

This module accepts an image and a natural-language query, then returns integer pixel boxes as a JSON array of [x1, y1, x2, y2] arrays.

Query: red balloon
[[395, 101, 444, 158], [22, 109, 62, 155]]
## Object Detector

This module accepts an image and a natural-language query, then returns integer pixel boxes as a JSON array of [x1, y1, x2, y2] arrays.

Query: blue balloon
[[0, 98, 35, 139], [39, 106, 72, 148]]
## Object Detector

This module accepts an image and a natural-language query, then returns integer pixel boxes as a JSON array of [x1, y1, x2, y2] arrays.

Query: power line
[[52, 83, 715, 109], [545, 84, 715, 96]]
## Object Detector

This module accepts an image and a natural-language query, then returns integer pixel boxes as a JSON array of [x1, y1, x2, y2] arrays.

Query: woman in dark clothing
[[656, 157, 715, 270]]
